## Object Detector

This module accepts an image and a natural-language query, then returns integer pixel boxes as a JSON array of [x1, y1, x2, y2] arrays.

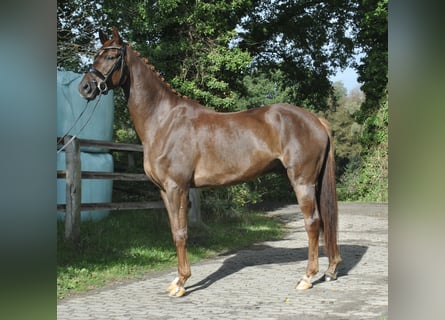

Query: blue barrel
[[57, 70, 114, 152], [57, 70, 115, 221]]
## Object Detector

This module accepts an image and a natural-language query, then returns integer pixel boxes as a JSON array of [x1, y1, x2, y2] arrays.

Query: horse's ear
[[111, 26, 123, 45], [98, 30, 108, 45]]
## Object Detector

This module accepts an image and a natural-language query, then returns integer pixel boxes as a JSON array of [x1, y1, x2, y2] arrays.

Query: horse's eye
[[107, 55, 114, 60]]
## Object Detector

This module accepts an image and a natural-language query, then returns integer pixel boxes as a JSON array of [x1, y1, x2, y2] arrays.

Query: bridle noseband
[[88, 44, 127, 94]]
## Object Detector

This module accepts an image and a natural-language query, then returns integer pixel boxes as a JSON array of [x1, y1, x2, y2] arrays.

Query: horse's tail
[[318, 118, 341, 264]]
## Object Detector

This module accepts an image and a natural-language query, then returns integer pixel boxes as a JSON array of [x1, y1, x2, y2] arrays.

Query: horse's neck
[[124, 49, 181, 143]]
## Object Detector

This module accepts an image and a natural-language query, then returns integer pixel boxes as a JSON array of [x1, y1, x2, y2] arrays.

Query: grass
[[57, 209, 283, 299]]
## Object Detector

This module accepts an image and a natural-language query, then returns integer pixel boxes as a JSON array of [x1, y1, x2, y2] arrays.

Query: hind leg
[[324, 257, 342, 281], [292, 183, 321, 290], [324, 245, 342, 281]]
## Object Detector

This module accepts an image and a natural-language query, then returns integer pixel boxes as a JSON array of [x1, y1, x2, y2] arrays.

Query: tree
[[238, 0, 357, 111], [100, 0, 254, 111], [319, 81, 363, 177], [58, 1, 359, 112], [236, 69, 293, 110], [57, 0, 108, 72], [353, 0, 388, 126], [337, 97, 388, 201]]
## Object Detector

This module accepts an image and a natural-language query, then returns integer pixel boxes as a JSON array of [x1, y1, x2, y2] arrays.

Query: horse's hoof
[[296, 281, 313, 290], [167, 277, 179, 292], [168, 286, 186, 297], [324, 272, 337, 282], [167, 277, 186, 297], [296, 275, 312, 290]]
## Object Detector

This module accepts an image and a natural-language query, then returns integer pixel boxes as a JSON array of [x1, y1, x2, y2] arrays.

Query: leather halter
[[88, 44, 127, 94]]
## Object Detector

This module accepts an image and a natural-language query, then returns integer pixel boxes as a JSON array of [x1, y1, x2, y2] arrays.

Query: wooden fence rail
[[57, 136, 201, 243]]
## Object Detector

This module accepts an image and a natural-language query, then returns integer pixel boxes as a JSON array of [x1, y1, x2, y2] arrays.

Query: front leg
[[161, 186, 191, 297]]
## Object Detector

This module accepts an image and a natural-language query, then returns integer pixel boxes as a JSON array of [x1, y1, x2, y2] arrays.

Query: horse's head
[[78, 27, 128, 101]]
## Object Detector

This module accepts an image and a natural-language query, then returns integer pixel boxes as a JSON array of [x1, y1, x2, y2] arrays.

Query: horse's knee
[[173, 227, 188, 245]]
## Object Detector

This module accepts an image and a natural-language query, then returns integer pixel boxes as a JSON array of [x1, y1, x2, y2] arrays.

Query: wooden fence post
[[64, 136, 81, 243], [57, 137, 203, 237], [188, 188, 203, 227]]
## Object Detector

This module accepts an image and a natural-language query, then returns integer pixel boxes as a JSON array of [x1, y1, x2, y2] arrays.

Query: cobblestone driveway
[[57, 202, 388, 319]]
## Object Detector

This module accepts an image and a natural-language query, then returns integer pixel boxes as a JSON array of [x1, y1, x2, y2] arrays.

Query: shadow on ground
[[186, 244, 367, 294]]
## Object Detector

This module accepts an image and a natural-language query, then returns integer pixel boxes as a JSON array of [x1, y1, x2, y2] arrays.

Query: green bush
[[201, 173, 295, 220], [337, 100, 388, 202], [201, 183, 261, 220]]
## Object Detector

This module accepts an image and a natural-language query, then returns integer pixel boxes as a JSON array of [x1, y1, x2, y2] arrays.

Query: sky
[[330, 66, 361, 94]]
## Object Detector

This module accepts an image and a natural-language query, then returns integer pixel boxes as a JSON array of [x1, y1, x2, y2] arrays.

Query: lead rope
[[57, 94, 102, 154]]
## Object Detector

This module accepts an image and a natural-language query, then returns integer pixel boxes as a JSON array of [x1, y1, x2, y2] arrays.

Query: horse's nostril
[[83, 83, 90, 91]]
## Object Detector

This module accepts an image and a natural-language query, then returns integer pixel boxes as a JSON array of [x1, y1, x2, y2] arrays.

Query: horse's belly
[[193, 153, 280, 187]]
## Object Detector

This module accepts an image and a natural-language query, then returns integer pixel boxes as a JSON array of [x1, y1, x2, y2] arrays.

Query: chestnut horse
[[78, 27, 341, 297]]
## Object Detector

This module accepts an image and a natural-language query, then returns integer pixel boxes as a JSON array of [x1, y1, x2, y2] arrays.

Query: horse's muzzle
[[78, 75, 99, 101]]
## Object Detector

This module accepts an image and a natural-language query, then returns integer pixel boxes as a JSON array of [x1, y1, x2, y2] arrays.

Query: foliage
[[201, 184, 259, 220], [58, 0, 358, 111], [337, 98, 388, 202], [319, 81, 364, 178], [247, 173, 295, 203], [57, 0, 108, 72], [317, 82, 387, 202], [57, 209, 283, 299], [99, 0, 254, 111], [334, 0, 387, 202], [353, 0, 388, 123], [57, 0, 384, 114], [235, 69, 293, 110], [201, 177, 292, 220], [238, 0, 357, 110]]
